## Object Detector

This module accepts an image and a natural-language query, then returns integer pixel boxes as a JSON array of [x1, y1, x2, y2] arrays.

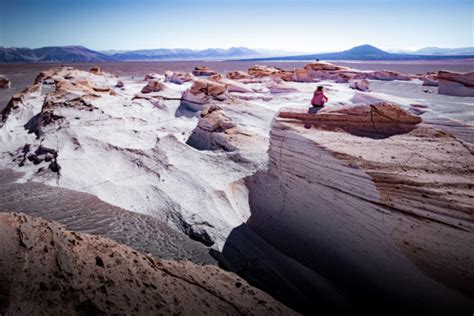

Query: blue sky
[[1, 0, 472, 52]]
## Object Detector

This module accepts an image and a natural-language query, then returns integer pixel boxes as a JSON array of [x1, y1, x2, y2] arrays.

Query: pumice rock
[[350, 79, 370, 91], [192, 66, 218, 76], [0, 76, 11, 89], [278, 102, 421, 138], [0, 212, 296, 315], [165, 71, 194, 84], [141, 79, 167, 93], [438, 70, 474, 96]]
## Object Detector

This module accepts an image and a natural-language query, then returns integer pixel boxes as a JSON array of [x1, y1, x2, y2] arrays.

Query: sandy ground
[[0, 169, 216, 265]]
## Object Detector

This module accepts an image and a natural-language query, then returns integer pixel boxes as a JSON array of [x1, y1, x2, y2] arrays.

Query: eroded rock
[[278, 102, 421, 138], [141, 79, 167, 93], [0, 77, 11, 89], [0, 212, 296, 315], [192, 66, 218, 76], [438, 71, 474, 96]]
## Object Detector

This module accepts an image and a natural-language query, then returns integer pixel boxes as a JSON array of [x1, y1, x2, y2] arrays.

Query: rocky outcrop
[[192, 66, 218, 76], [181, 79, 228, 105], [89, 66, 101, 75], [165, 71, 194, 84], [279, 103, 421, 138], [186, 105, 238, 151], [367, 70, 411, 81], [0, 212, 296, 315], [209, 74, 253, 93], [350, 79, 370, 91], [227, 71, 253, 80], [239, 105, 474, 314], [248, 65, 281, 78], [421, 73, 438, 87], [438, 71, 474, 96], [0, 76, 11, 89], [141, 79, 167, 93]]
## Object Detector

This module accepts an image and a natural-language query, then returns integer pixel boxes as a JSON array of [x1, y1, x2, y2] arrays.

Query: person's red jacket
[[311, 90, 328, 107]]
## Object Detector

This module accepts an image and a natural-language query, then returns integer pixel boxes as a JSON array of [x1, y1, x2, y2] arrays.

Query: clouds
[[1, 0, 472, 51]]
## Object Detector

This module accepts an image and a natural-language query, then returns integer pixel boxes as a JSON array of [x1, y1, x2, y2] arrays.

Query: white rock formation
[[240, 104, 474, 314], [0, 68, 254, 249], [438, 70, 474, 96], [349, 79, 370, 91], [165, 71, 194, 84]]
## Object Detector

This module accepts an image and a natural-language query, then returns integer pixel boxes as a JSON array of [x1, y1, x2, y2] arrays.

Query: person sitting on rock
[[305, 86, 328, 128], [311, 85, 328, 109]]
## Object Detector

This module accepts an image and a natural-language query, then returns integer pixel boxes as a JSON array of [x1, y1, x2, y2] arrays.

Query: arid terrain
[[0, 60, 473, 315]]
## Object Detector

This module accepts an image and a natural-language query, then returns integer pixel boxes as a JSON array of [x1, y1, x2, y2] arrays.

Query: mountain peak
[[345, 44, 389, 54]]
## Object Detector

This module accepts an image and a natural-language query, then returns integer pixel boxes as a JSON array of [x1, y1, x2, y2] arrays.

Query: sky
[[1, 0, 473, 52]]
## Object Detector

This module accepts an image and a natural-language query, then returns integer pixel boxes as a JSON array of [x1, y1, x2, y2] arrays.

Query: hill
[[0, 46, 110, 63], [243, 44, 474, 61]]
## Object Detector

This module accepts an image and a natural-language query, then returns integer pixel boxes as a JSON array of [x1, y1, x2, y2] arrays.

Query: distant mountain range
[[1, 44, 473, 63], [388, 47, 474, 55], [244, 45, 474, 61], [0, 46, 267, 63], [0, 46, 110, 63]]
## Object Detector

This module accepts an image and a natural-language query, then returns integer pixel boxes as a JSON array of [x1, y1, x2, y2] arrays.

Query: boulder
[[248, 65, 280, 77], [181, 79, 228, 105], [187, 105, 238, 151], [292, 68, 312, 82], [0, 212, 295, 315], [144, 73, 162, 81], [304, 61, 349, 72], [227, 71, 253, 80], [0, 77, 11, 89], [437, 71, 474, 97], [165, 71, 194, 84], [350, 79, 370, 91], [209, 74, 253, 93], [89, 66, 101, 75], [115, 80, 124, 88], [141, 79, 167, 93], [197, 105, 236, 132], [192, 66, 218, 76]]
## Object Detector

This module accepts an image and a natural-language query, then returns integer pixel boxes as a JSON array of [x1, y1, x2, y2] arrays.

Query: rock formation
[[209, 74, 253, 93], [421, 73, 439, 87], [186, 105, 237, 151], [89, 66, 102, 75], [181, 78, 228, 105], [350, 79, 370, 91], [267, 81, 300, 94], [0, 76, 11, 89], [237, 104, 474, 314], [165, 71, 194, 84], [227, 70, 253, 80], [248, 65, 281, 77], [367, 70, 411, 81], [0, 212, 296, 315], [438, 70, 474, 96], [141, 79, 167, 93], [279, 103, 421, 138], [192, 66, 218, 76]]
